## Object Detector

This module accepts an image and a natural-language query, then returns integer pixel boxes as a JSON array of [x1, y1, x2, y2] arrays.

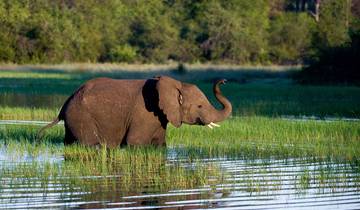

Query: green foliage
[[108, 45, 137, 62], [0, 31, 15, 61], [175, 0, 270, 63], [316, 0, 350, 48], [126, 0, 179, 62], [0, 0, 357, 65], [269, 13, 315, 63]]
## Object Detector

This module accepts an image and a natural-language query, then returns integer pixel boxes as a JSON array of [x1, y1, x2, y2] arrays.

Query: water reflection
[[0, 146, 359, 209]]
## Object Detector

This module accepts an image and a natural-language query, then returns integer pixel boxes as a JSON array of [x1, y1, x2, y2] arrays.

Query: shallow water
[[0, 146, 359, 209]]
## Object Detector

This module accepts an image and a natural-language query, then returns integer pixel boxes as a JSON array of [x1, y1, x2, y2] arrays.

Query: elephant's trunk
[[209, 79, 232, 123]]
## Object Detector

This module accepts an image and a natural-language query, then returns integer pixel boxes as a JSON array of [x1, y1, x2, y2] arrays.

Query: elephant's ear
[[156, 76, 182, 127]]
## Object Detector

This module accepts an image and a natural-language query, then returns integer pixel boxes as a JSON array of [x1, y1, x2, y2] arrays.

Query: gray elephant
[[39, 76, 232, 148]]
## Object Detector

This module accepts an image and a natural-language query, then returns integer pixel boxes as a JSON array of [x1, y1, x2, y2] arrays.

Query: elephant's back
[[79, 77, 144, 100], [63, 78, 146, 144], [69, 77, 145, 111]]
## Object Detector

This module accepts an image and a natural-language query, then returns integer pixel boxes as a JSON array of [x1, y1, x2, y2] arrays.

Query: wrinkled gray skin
[[39, 76, 232, 148]]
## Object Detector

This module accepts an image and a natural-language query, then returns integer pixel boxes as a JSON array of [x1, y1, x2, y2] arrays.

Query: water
[[0, 147, 359, 209]]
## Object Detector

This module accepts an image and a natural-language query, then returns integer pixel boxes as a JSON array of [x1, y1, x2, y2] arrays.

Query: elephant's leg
[[151, 127, 166, 147], [76, 123, 101, 146], [64, 125, 76, 145], [126, 127, 165, 147], [125, 125, 156, 146], [125, 131, 150, 146], [66, 113, 101, 146], [125, 106, 166, 146]]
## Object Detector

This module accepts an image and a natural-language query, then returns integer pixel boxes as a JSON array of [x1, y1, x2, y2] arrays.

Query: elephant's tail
[[36, 90, 72, 141], [37, 117, 61, 141]]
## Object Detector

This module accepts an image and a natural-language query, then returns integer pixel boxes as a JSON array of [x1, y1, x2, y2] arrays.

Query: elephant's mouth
[[194, 117, 221, 129], [195, 117, 206, 125]]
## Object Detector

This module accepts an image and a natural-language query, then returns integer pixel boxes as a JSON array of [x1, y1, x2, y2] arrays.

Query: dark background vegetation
[[0, 0, 359, 84]]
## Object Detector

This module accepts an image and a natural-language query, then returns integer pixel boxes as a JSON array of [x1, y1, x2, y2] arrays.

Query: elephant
[[38, 76, 232, 148]]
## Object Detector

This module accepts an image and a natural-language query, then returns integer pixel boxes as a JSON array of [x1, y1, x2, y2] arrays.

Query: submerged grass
[[1, 137, 359, 198], [0, 140, 223, 196]]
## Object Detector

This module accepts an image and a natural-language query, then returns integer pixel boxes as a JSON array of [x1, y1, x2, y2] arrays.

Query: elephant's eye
[[198, 105, 202, 108]]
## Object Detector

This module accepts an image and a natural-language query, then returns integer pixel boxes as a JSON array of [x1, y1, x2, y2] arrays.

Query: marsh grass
[[167, 117, 360, 161], [1, 115, 359, 161]]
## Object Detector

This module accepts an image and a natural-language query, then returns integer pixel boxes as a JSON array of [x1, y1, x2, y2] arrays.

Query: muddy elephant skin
[[39, 76, 232, 148]]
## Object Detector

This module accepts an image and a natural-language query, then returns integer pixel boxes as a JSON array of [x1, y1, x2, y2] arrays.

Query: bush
[[295, 30, 360, 85], [108, 45, 137, 63]]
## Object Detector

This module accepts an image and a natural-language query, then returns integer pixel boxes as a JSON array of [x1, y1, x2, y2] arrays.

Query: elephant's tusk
[[210, 122, 220, 127], [207, 124, 213, 129]]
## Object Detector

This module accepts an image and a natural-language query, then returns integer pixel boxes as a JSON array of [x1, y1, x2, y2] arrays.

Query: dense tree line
[[295, 29, 360, 85], [0, 0, 358, 64]]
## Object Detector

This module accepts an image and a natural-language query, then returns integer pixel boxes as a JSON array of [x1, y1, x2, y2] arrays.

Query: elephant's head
[[156, 76, 232, 128]]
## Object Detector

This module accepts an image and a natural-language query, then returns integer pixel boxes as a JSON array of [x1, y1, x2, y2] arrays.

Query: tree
[[316, 0, 350, 48], [269, 13, 315, 64], [0, 0, 357, 65], [126, 0, 179, 62], [174, 0, 270, 63]]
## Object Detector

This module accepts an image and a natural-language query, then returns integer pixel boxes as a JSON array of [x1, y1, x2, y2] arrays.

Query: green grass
[[0, 107, 59, 121], [1, 116, 359, 161], [168, 117, 360, 160]]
